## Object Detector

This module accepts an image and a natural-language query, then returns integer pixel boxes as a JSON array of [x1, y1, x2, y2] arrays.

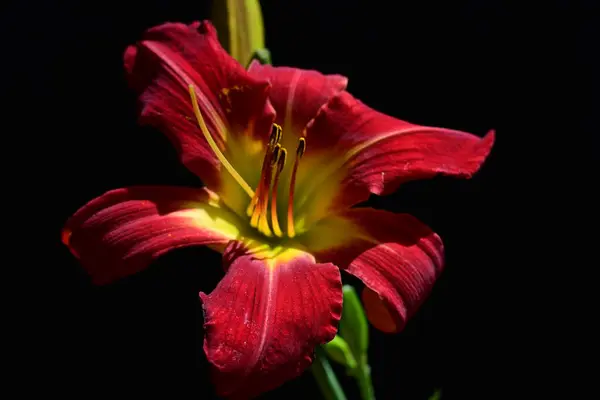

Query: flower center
[[189, 85, 305, 240]]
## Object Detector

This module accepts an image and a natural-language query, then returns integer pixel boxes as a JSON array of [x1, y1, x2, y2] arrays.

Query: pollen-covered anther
[[272, 123, 282, 145], [276, 148, 287, 173], [271, 144, 282, 166], [296, 136, 306, 157], [287, 137, 306, 238]]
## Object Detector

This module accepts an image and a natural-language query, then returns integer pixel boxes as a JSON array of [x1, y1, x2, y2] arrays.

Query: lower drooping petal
[[304, 91, 495, 209], [303, 208, 444, 333], [200, 242, 342, 398], [62, 186, 242, 285], [124, 21, 274, 189]]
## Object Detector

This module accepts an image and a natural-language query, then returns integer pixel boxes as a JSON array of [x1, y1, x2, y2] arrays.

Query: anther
[[270, 124, 282, 145], [277, 148, 287, 172], [272, 123, 282, 144], [272, 144, 282, 165], [296, 137, 306, 157]]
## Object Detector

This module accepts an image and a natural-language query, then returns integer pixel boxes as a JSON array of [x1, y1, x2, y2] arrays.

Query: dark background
[[6, 0, 596, 399]]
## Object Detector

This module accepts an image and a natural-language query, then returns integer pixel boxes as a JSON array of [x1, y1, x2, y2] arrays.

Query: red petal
[[305, 208, 443, 333], [201, 242, 342, 398], [62, 186, 241, 285], [305, 91, 495, 208], [124, 21, 275, 188], [247, 62, 347, 134]]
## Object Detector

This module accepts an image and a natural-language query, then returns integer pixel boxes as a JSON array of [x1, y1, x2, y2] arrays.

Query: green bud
[[211, 0, 266, 66], [247, 48, 272, 67], [322, 335, 358, 371]]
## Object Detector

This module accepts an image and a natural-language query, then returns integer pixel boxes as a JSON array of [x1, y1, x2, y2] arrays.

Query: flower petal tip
[[476, 128, 496, 163], [247, 58, 261, 71], [123, 20, 215, 75], [61, 227, 80, 259], [123, 45, 137, 76], [195, 19, 216, 35], [61, 186, 239, 286], [307, 210, 444, 334], [483, 128, 496, 154], [61, 227, 71, 247], [361, 287, 399, 333], [460, 128, 496, 179]]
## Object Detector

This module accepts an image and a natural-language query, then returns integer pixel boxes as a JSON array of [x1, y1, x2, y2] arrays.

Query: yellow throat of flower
[[189, 85, 306, 240]]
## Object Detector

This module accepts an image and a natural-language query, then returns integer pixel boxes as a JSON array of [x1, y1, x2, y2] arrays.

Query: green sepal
[[247, 48, 272, 67]]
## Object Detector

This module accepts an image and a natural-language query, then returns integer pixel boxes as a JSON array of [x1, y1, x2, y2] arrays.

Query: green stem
[[354, 363, 375, 400], [311, 347, 348, 400]]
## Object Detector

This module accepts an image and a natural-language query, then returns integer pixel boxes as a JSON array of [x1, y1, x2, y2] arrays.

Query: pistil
[[188, 85, 254, 198]]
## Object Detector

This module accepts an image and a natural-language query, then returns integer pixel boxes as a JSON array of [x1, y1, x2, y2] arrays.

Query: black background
[[6, 0, 596, 399]]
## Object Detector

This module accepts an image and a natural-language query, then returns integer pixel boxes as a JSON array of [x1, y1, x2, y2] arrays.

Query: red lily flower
[[62, 21, 494, 399]]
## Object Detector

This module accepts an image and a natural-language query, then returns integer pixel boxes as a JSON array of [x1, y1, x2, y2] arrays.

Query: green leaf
[[428, 389, 442, 400], [322, 335, 358, 370], [211, 0, 266, 66], [339, 285, 369, 362]]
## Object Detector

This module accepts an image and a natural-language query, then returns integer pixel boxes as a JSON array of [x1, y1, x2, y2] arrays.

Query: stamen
[[246, 125, 282, 217], [257, 146, 283, 236], [250, 144, 281, 236], [287, 137, 306, 238], [188, 85, 254, 198], [270, 148, 287, 237]]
